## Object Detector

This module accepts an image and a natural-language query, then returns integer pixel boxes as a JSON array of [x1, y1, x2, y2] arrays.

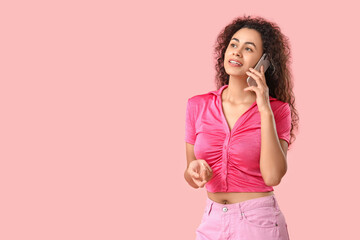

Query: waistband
[[205, 195, 280, 215]]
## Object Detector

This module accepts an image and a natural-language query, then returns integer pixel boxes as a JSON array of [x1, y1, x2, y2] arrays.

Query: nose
[[232, 50, 242, 57]]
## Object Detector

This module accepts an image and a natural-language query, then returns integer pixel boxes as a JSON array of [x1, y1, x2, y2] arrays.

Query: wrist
[[259, 106, 273, 116]]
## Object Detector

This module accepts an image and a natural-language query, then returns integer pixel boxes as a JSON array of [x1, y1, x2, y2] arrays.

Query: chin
[[225, 69, 244, 77]]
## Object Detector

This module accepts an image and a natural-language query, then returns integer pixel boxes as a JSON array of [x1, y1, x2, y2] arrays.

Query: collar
[[210, 84, 277, 100]]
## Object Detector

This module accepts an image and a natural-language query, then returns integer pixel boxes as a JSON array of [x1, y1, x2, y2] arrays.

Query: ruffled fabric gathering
[[185, 85, 291, 193]]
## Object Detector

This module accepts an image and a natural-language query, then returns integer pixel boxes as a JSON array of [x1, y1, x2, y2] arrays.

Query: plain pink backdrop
[[1, 0, 359, 239]]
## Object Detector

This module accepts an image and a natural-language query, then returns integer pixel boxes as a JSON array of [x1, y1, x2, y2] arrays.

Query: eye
[[230, 43, 253, 52]]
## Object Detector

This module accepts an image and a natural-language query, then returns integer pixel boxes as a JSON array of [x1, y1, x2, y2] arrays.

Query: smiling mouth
[[228, 60, 243, 67]]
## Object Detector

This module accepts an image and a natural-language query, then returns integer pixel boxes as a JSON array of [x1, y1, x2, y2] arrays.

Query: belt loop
[[272, 195, 279, 210], [238, 202, 244, 218], [208, 202, 214, 216], [240, 201, 243, 212]]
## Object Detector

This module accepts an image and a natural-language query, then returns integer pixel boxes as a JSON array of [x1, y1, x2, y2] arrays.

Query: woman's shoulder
[[187, 89, 218, 105], [269, 96, 290, 116], [269, 96, 289, 108]]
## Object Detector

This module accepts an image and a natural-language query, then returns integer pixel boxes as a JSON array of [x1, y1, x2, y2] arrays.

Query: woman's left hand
[[244, 65, 272, 113]]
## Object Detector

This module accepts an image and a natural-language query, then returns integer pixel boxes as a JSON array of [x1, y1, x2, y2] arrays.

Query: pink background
[[1, 0, 359, 239]]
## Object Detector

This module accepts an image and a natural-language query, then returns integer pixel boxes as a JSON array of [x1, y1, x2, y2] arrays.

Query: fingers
[[193, 176, 206, 188], [200, 161, 212, 177], [189, 167, 203, 184], [190, 160, 213, 187], [250, 66, 265, 79], [247, 65, 267, 84], [244, 66, 269, 95], [201, 161, 213, 173], [199, 161, 213, 184], [202, 161, 212, 173], [198, 181, 207, 188], [200, 166, 206, 181], [192, 172, 199, 178], [246, 71, 262, 88]]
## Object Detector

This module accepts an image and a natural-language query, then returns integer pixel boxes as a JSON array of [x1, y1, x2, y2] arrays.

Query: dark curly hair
[[213, 15, 299, 148]]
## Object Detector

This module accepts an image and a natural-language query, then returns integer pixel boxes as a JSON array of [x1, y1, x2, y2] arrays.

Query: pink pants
[[196, 195, 290, 240]]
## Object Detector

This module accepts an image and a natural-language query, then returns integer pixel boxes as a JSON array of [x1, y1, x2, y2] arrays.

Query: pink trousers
[[196, 195, 290, 240]]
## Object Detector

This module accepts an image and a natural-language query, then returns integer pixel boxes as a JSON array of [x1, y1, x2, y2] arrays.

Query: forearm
[[259, 109, 287, 186], [184, 169, 200, 189]]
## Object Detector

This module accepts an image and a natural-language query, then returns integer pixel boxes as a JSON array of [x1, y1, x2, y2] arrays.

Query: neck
[[223, 75, 256, 104]]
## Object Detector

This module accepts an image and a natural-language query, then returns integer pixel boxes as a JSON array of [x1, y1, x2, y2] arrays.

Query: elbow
[[264, 177, 281, 187], [264, 165, 287, 187], [264, 170, 287, 187]]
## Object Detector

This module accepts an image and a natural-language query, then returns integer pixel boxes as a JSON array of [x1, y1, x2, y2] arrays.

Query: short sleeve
[[185, 98, 196, 145], [274, 103, 292, 145]]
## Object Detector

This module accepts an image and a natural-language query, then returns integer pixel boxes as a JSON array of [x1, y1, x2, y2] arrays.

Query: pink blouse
[[185, 84, 291, 192]]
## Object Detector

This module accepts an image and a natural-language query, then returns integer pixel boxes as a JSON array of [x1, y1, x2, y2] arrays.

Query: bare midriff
[[207, 191, 274, 204]]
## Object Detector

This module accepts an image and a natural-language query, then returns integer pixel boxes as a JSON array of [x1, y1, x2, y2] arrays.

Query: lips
[[228, 59, 243, 67]]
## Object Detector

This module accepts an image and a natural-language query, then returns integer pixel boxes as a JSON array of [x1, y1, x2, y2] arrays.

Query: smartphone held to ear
[[246, 53, 270, 87]]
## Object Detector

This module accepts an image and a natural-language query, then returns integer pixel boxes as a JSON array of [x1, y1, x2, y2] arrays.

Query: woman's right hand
[[186, 160, 213, 188]]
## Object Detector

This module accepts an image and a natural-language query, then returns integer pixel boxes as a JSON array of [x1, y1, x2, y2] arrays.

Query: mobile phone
[[246, 53, 270, 87]]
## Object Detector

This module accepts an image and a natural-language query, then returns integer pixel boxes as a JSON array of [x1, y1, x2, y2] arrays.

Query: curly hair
[[213, 15, 299, 148]]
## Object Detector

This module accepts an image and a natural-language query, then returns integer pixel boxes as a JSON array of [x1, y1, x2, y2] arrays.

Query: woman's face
[[224, 28, 264, 78]]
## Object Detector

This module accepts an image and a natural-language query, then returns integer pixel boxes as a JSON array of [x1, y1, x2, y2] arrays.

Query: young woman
[[184, 15, 299, 240]]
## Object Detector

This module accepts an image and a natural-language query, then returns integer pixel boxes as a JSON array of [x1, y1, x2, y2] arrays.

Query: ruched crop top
[[185, 84, 291, 193]]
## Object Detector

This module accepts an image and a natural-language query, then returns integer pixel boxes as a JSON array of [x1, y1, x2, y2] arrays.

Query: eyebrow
[[231, 38, 257, 49]]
